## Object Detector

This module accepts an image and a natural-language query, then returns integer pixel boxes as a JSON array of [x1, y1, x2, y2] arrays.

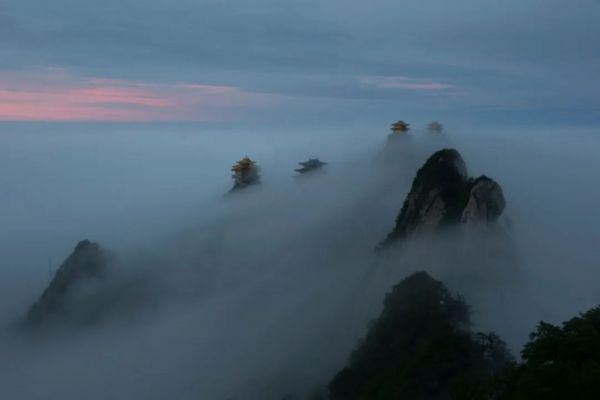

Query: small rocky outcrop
[[461, 176, 505, 224], [26, 240, 116, 326], [381, 149, 505, 247]]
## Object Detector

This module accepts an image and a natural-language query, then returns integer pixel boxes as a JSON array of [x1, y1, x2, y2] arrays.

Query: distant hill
[[328, 271, 512, 400]]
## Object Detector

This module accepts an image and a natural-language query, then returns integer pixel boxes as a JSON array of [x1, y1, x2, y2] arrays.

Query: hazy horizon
[[2, 1, 600, 398]]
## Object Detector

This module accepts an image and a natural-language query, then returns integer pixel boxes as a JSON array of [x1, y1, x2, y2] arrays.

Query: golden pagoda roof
[[231, 157, 256, 171], [391, 120, 410, 132]]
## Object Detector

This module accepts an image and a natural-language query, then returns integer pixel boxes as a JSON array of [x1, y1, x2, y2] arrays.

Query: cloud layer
[[0, 68, 277, 121], [1, 0, 600, 123]]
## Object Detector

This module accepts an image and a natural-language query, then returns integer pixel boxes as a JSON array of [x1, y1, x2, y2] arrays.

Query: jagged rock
[[26, 240, 116, 326], [462, 176, 505, 224], [381, 149, 468, 244], [381, 149, 505, 247]]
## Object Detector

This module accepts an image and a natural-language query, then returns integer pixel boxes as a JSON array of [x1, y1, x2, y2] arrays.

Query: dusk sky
[[1, 0, 600, 124]]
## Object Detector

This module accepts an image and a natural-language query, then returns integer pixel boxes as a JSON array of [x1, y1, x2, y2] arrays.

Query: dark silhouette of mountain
[[24, 240, 162, 330], [26, 240, 117, 327], [380, 149, 505, 248], [328, 271, 512, 400]]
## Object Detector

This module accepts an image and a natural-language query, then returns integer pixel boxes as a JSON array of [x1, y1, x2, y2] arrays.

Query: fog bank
[[1, 122, 599, 399]]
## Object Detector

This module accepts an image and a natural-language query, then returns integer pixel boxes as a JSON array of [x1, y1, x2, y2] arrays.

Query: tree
[[499, 307, 600, 399], [328, 272, 512, 400]]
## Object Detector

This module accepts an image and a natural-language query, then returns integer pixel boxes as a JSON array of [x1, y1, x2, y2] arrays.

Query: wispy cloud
[[0, 68, 277, 122], [360, 76, 456, 91]]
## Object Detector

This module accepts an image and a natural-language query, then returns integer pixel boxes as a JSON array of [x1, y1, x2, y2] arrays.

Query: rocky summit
[[26, 240, 116, 327], [381, 148, 505, 247]]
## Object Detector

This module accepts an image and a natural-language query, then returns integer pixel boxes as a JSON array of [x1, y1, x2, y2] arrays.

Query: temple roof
[[298, 158, 327, 167], [391, 120, 410, 132], [231, 156, 257, 172], [295, 157, 327, 173], [428, 121, 443, 132]]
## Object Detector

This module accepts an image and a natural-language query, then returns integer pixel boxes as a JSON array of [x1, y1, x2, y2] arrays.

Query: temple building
[[390, 120, 410, 134], [230, 156, 260, 191], [427, 121, 444, 133], [295, 158, 327, 174]]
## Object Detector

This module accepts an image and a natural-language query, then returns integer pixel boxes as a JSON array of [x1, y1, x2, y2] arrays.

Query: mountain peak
[[26, 240, 116, 327], [380, 148, 505, 248]]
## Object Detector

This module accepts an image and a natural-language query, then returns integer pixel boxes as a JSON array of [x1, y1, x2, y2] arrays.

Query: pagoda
[[427, 121, 443, 133], [295, 158, 327, 174], [390, 120, 410, 134], [230, 156, 260, 191]]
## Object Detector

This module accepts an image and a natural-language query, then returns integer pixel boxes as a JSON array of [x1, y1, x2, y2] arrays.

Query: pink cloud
[[67, 87, 175, 107], [360, 76, 455, 91], [0, 68, 275, 122]]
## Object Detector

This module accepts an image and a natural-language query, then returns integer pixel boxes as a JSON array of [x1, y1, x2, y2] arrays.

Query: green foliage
[[324, 273, 600, 400], [499, 307, 600, 400], [328, 272, 512, 400]]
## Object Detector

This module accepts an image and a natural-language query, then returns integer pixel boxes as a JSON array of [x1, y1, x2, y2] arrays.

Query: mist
[[1, 122, 600, 399]]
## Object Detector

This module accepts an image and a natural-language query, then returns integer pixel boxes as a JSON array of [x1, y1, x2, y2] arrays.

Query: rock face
[[461, 176, 505, 224], [381, 149, 505, 247], [26, 240, 116, 326]]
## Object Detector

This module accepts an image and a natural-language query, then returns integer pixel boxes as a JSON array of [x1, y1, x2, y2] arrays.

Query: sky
[[1, 0, 600, 124]]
